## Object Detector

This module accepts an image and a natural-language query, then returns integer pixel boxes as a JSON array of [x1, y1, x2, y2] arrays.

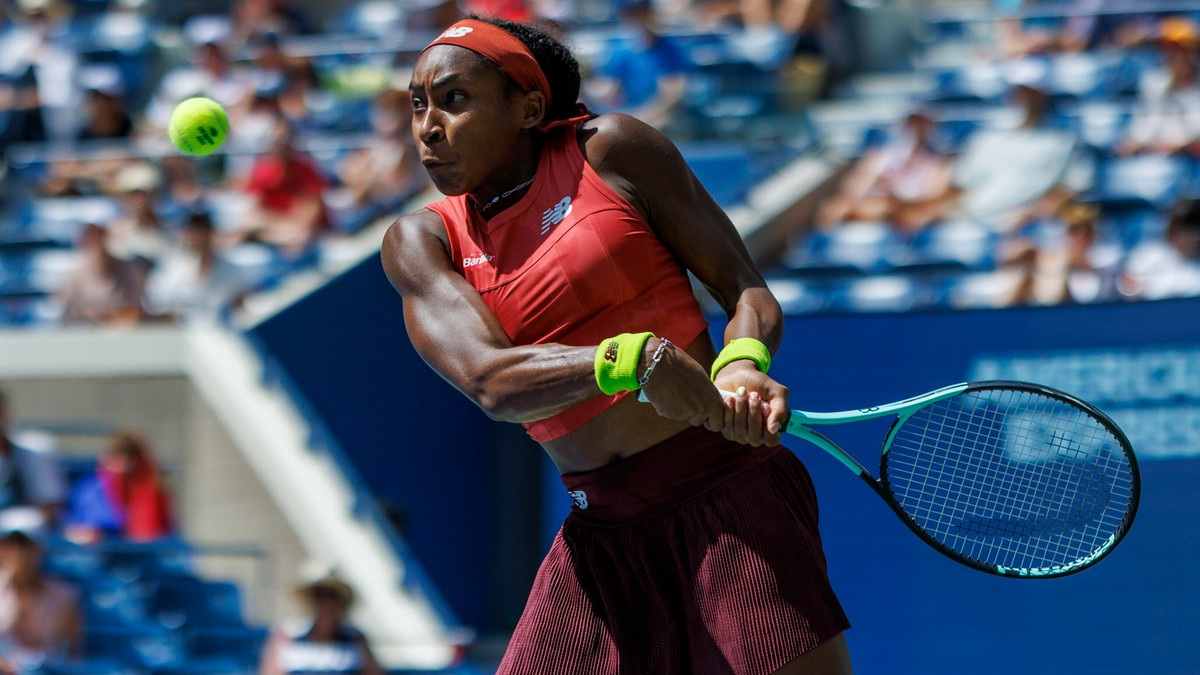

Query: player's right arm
[[383, 210, 702, 425]]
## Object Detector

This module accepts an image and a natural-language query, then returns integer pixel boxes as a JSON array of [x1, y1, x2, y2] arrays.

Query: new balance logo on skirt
[[568, 490, 588, 509]]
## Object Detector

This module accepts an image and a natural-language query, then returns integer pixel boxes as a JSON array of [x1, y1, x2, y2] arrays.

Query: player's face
[[409, 46, 530, 198]]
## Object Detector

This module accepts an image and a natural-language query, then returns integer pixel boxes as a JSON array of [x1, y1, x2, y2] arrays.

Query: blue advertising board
[[538, 299, 1200, 674]]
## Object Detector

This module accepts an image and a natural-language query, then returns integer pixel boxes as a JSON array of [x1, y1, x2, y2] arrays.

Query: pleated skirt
[[497, 426, 850, 675]]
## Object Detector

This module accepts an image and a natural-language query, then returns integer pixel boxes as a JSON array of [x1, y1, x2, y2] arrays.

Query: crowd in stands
[[0, 385, 388, 673], [778, 3, 1200, 313], [0, 0, 856, 327], [1, 0, 1199, 324]]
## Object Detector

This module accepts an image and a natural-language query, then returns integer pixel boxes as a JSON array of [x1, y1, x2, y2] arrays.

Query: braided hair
[[477, 17, 582, 124]]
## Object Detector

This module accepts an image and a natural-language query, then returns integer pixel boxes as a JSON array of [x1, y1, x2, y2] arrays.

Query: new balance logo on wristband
[[604, 341, 619, 363], [542, 196, 572, 235], [462, 253, 494, 269]]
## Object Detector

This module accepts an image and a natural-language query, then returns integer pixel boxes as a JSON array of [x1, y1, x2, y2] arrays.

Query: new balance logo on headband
[[440, 26, 473, 39], [542, 196, 572, 235]]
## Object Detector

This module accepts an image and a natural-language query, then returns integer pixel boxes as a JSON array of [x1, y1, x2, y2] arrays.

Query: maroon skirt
[[497, 426, 850, 675]]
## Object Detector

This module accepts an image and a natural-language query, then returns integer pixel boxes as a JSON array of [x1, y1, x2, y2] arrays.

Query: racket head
[[877, 381, 1140, 579]]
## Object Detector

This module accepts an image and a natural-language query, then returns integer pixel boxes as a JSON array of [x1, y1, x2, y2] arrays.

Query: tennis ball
[[168, 97, 229, 157]]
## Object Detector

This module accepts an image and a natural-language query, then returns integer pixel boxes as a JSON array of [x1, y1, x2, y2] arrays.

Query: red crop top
[[425, 126, 710, 441]]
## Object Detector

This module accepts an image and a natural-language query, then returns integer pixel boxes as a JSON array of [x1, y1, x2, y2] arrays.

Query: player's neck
[[471, 138, 542, 219]]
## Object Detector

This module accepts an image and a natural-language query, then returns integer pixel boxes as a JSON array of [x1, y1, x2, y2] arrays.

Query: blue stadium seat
[[43, 542, 106, 584], [332, 0, 405, 38], [791, 221, 903, 274], [678, 143, 754, 208], [827, 275, 919, 313], [906, 218, 997, 269], [765, 276, 827, 315], [40, 658, 138, 675], [148, 656, 253, 675], [1073, 101, 1131, 151], [105, 540, 196, 583], [86, 622, 188, 671], [152, 578, 246, 630], [1089, 154, 1191, 210], [83, 574, 151, 626], [187, 624, 268, 669]]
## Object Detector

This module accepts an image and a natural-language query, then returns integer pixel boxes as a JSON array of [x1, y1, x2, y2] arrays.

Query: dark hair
[[477, 17, 581, 123], [1167, 198, 1200, 237]]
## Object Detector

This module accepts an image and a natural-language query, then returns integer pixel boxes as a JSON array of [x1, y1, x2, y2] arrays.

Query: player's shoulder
[[384, 207, 445, 248], [578, 113, 680, 171], [381, 208, 453, 290]]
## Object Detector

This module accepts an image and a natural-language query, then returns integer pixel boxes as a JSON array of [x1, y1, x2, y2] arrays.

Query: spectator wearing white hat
[[258, 562, 384, 675]]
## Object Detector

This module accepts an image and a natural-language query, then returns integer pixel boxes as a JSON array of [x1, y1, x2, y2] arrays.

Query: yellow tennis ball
[[168, 97, 229, 157]]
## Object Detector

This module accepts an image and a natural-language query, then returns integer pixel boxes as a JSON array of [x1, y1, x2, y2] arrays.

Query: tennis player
[[381, 17, 852, 674]]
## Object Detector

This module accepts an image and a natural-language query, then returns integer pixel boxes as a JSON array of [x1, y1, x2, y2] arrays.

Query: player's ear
[[520, 90, 547, 130]]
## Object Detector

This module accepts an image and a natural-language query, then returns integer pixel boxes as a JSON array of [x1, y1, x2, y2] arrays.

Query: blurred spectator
[[249, 32, 320, 131], [145, 211, 247, 321], [0, 530, 81, 671], [56, 223, 146, 326], [230, 117, 329, 257], [945, 81, 1094, 230], [230, 0, 314, 49], [1116, 20, 1200, 157], [259, 563, 384, 675], [0, 391, 66, 535], [585, 0, 693, 130], [76, 64, 133, 141], [998, 201, 1119, 306], [331, 88, 427, 222], [462, 0, 534, 23], [402, 0, 460, 32], [0, 0, 79, 145], [817, 109, 954, 232], [143, 19, 253, 135], [158, 156, 209, 224], [105, 162, 170, 268], [64, 430, 173, 544], [1122, 197, 1200, 300]]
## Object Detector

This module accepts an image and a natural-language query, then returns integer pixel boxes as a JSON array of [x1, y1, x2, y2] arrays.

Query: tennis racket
[[653, 380, 1140, 578]]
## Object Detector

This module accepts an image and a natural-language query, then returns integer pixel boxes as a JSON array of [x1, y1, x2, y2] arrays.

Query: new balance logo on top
[[440, 26, 473, 39], [541, 196, 573, 235], [462, 253, 494, 269]]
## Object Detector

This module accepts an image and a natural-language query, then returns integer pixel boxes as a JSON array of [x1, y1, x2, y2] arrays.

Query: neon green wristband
[[710, 337, 772, 381], [595, 332, 654, 395]]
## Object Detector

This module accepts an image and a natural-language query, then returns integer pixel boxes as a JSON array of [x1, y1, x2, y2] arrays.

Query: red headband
[[423, 19, 554, 109]]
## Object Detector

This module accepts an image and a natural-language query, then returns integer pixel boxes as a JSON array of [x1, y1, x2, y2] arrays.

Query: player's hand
[[713, 361, 789, 447], [638, 338, 725, 430]]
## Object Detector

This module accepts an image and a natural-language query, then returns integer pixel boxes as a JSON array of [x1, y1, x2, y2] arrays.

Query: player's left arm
[[583, 114, 788, 446]]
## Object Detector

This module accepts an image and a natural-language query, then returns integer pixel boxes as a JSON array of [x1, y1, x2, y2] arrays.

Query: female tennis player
[[381, 17, 852, 674]]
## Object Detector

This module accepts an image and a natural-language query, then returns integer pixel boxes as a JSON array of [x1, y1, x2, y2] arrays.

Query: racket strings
[[883, 388, 1136, 574]]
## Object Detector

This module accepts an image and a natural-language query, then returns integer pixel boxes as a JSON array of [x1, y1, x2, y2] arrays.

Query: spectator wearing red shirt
[[461, 0, 534, 23], [231, 117, 329, 256]]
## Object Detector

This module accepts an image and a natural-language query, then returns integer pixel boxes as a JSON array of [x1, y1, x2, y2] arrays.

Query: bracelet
[[637, 337, 672, 388], [709, 337, 772, 381], [595, 332, 654, 395]]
